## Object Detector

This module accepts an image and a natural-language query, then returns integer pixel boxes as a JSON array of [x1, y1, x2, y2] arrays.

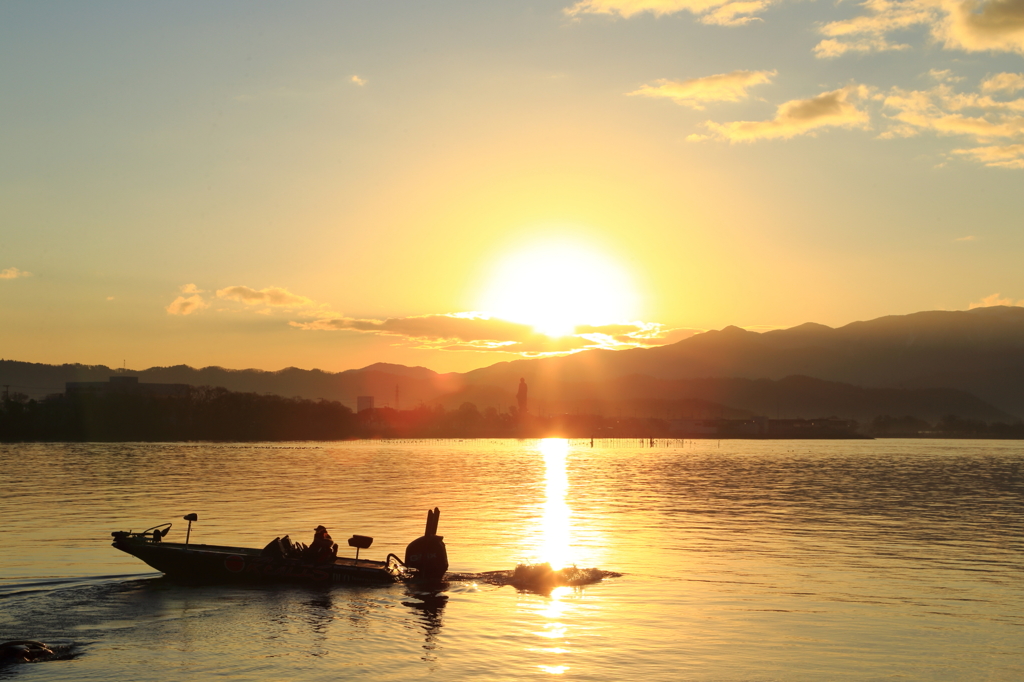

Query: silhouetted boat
[[111, 508, 448, 585]]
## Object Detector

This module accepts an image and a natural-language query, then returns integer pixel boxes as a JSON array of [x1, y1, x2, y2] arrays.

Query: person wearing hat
[[308, 525, 338, 563]]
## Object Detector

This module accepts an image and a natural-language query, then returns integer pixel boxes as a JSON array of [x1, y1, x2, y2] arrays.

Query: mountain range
[[4, 306, 1024, 424]]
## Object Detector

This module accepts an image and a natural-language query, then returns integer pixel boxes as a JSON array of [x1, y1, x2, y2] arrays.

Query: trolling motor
[[404, 507, 448, 581], [183, 513, 198, 546]]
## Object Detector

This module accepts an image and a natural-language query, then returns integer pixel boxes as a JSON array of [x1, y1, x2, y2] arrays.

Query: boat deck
[[145, 542, 389, 569]]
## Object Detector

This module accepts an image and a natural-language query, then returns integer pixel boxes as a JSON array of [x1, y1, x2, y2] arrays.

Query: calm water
[[1, 439, 1023, 680]]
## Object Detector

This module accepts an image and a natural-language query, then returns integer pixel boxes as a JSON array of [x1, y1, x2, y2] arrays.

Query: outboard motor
[[404, 507, 448, 581]]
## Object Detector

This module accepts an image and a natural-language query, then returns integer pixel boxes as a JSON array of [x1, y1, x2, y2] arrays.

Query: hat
[[314, 525, 327, 531]]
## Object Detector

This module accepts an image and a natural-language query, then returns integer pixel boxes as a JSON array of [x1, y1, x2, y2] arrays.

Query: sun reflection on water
[[538, 438, 572, 571], [534, 439, 574, 675], [538, 665, 569, 674]]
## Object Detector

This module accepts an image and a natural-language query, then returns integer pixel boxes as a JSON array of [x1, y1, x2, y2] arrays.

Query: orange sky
[[2, 1, 1023, 373]]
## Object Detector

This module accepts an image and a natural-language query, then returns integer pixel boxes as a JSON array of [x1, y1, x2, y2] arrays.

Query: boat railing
[[385, 553, 409, 577], [111, 523, 172, 544]]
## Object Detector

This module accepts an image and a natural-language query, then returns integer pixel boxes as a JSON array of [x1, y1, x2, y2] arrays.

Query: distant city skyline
[[2, 1, 1023, 373]]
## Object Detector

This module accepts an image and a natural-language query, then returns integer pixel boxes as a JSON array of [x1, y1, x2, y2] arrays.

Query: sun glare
[[479, 241, 639, 337]]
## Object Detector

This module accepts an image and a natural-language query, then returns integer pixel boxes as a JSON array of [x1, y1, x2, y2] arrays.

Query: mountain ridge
[[3, 306, 1023, 422]]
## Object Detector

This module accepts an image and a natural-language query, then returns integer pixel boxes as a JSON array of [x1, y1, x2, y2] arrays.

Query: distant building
[[357, 396, 375, 413], [768, 417, 858, 437], [669, 418, 725, 436], [516, 378, 528, 415], [65, 376, 189, 397], [669, 416, 858, 438]]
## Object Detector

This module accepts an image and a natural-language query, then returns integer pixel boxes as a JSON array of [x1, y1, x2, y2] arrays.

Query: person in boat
[[307, 525, 338, 563]]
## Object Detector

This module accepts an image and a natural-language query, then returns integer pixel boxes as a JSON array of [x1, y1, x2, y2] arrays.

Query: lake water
[[1, 439, 1023, 680]]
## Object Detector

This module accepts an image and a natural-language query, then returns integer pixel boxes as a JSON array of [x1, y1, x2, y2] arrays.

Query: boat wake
[[0, 639, 77, 667], [448, 563, 621, 595]]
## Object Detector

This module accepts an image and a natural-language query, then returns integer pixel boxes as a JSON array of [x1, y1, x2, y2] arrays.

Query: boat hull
[[112, 538, 404, 585]]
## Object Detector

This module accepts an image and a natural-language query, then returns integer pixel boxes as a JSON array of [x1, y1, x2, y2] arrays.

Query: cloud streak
[[165, 283, 685, 357], [565, 0, 774, 26], [952, 142, 1024, 167], [881, 75, 1024, 166], [981, 72, 1024, 93], [628, 70, 776, 109], [293, 312, 689, 356], [166, 283, 210, 316], [941, 0, 1024, 54], [0, 267, 32, 280], [698, 85, 871, 141], [168, 282, 329, 317], [216, 285, 316, 308], [970, 292, 1024, 307], [815, 0, 1024, 58]]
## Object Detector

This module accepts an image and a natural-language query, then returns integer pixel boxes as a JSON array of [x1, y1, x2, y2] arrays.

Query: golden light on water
[[538, 665, 569, 675], [526, 438, 577, 675], [538, 438, 572, 570], [532, 588, 572, 676]]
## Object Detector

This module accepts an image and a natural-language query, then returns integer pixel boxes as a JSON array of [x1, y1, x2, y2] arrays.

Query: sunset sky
[[3, 0, 1024, 373]]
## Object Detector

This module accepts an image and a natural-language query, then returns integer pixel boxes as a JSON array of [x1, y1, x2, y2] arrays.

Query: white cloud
[[292, 311, 688, 356], [814, 0, 1024, 58], [166, 294, 208, 316], [565, 0, 775, 26], [939, 0, 1024, 54], [701, 0, 772, 25], [0, 267, 32, 280], [701, 85, 871, 141], [216, 285, 316, 308], [814, 36, 912, 58], [953, 234, 978, 240], [350, 75, 366, 86], [168, 282, 337, 320], [628, 70, 775, 109], [814, 0, 934, 58], [981, 72, 1024, 93], [969, 292, 1024, 307], [881, 76, 1024, 166], [952, 142, 1024, 166], [929, 68, 964, 82]]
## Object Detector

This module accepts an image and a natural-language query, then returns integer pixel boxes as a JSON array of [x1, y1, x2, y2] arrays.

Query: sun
[[478, 240, 639, 337]]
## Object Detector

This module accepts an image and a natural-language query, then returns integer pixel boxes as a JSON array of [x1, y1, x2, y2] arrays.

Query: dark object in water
[[111, 510, 447, 585], [404, 507, 449, 582], [0, 641, 53, 663], [471, 563, 621, 595]]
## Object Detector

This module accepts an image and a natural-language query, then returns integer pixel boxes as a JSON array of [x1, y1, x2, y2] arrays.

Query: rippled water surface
[[2, 439, 1023, 680]]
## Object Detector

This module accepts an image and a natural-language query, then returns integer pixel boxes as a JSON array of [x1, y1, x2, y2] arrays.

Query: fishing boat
[[111, 508, 448, 585]]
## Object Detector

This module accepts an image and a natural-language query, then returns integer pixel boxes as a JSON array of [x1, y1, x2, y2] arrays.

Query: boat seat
[[261, 537, 286, 558], [280, 535, 300, 558]]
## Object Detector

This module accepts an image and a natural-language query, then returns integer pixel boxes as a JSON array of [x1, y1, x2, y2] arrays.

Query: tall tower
[[516, 377, 528, 416]]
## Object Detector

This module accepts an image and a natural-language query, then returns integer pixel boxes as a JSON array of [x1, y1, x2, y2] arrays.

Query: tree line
[[0, 388, 674, 441], [0, 387, 355, 441], [2, 387, 1022, 442], [869, 414, 1024, 438]]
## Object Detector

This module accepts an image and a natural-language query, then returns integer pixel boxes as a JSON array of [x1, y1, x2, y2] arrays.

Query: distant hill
[[3, 306, 1023, 423], [461, 306, 1024, 418], [0, 360, 461, 410]]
